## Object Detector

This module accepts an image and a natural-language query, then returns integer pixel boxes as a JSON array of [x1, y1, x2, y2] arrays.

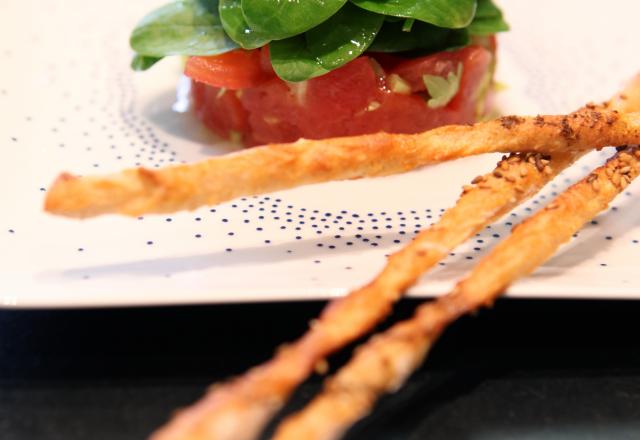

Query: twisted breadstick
[[45, 110, 640, 218]]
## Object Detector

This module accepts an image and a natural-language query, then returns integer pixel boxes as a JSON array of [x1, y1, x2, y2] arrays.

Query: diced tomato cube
[[186, 49, 274, 90]]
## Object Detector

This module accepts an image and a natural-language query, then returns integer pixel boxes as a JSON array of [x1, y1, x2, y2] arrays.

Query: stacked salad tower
[[130, 0, 508, 146]]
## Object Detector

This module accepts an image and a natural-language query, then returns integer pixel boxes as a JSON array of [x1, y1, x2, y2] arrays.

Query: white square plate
[[2, 0, 640, 307]]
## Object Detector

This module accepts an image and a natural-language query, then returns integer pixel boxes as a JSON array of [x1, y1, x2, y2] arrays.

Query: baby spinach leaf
[[402, 18, 415, 32], [131, 54, 163, 71], [467, 0, 509, 35], [306, 3, 384, 71], [474, 0, 503, 19], [130, 0, 238, 57], [467, 15, 509, 35], [241, 0, 347, 40], [443, 28, 470, 49], [350, 0, 477, 29], [423, 62, 462, 108], [269, 35, 329, 82], [219, 0, 269, 49], [368, 20, 467, 53]]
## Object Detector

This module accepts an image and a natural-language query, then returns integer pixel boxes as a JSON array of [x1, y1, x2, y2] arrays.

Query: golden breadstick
[[149, 77, 640, 440], [149, 152, 573, 440], [45, 110, 640, 218], [273, 146, 640, 440]]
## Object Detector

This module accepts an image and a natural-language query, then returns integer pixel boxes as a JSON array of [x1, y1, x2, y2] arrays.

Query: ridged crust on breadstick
[[44, 110, 640, 218], [149, 152, 574, 440], [273, 145, 640, 440]]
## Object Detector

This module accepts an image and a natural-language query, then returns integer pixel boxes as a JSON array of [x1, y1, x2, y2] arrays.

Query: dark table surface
[[2, 298, 640, 440]]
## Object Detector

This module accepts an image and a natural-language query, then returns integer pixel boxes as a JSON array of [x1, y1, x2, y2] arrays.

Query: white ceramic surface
[[2, 0, 640, 307]]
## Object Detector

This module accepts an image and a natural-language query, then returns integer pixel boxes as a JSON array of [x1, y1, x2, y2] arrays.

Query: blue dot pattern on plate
[[3, 0, 640, 304]]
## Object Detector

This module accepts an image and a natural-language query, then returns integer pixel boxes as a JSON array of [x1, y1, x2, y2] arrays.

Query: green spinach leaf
[[131, 54, 164, 71], [241, 0, 347, 40], [368, 20, 467, 53], [269, 35, 329, 82], [219, 0, 269, 49], [350, 0, 477, 29], [306, 3, 384, 71], [130, 0, 238, 56], [474, 0, 504, 19], [467, 0, 509, 35], [402, 18, 415, 32]]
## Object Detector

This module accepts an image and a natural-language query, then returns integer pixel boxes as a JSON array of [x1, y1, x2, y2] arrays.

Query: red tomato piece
[[471, 35, 497, 53], [258, 46, 275, 76], [390, 46, 491, 97], [185, 50, 273, 90], [191, 80, 249, 143], [300, 57, 385, 138], [240, 78, 306, 145]]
